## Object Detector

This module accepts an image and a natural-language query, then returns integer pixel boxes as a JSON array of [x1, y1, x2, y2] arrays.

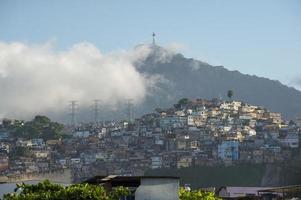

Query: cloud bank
[[290, 75, 301, 91], [0, 41, 158, 120]]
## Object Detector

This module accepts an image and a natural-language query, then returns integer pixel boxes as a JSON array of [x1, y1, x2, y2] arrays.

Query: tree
[[4, 181, 222, 200], [178, 98, 189, 105], [109, 186, 131, 200], [33, 115, 51, 124], [227, 90, 234, 100], [9, 146, 32, 159], [179, 187, 221, 200], [175, 98, 190, 109], [11, 115, 64, 140], [4, 180, 131, 200], [2, 118, 12, 129]]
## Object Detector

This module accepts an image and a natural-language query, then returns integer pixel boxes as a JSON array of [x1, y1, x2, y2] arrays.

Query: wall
[[0, 169, 72, 184], [135, 178, 179, 200]]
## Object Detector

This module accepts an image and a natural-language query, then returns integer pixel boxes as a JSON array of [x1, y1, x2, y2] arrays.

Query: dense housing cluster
[[0, 98, 300, 182]]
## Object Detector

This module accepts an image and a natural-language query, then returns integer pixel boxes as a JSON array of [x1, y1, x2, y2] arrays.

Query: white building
[[187, 115, 194, 126]]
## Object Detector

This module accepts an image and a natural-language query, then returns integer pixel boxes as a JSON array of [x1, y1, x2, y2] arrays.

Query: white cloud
[[165, 42, 186, 53], [296, 78, 301, 86], [288, 75, 301, 91], [0, 41, 157, 119]]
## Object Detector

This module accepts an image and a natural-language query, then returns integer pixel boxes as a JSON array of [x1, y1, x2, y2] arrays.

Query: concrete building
[[217, 186, 271, 198], [135, 177, 179, 200], [85, 175, 180, 200], [218, 140, 239, 161]]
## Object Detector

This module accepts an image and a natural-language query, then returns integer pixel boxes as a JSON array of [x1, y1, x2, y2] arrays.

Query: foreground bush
[[4, 180, 220, 200], [3, 180, 130, 200], [179, 187, 221, 200]]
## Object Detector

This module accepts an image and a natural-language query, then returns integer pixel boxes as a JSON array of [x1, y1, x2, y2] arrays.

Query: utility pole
[[69, 100, 79, 126], [127, 99, 134, 123], [93, 99, 101, 124]]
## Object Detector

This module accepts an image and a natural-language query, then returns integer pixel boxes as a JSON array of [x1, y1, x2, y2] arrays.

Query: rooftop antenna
[[152, 32, 156, 46], [69, 100, 79, 126]]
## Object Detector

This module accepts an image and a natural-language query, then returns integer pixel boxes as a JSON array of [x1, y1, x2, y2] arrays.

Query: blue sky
[[1, 0, 301, 89]]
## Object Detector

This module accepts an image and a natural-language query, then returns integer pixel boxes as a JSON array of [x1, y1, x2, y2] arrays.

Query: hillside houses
[[0, 98, 300, 182]]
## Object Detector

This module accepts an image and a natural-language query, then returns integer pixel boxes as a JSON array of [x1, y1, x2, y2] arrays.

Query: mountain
[[133, 45, 301, 120]]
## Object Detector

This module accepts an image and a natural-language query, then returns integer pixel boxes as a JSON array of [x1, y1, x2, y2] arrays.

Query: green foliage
[[227, 90, 234, 99], [2, 118, 13, 128], [109, 186, 131, 200], [9, 146, 32, 158], [3, 180, 131, 200], [11, 115, 64, 140], [33, 115, 51, 124], [178, 98, 189, 105], [179, 187, 220, 200], [1, 119, 24, 130], [175, 98, 190, 109], [17, 180, 63, 195]]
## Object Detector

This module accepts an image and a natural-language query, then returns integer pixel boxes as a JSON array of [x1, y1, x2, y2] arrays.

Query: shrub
[[4, 180, 130, 200], [179, 187, 221, 200]]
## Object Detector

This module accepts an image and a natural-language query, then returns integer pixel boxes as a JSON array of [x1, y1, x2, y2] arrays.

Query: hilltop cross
[[152, 32, 156, 45]]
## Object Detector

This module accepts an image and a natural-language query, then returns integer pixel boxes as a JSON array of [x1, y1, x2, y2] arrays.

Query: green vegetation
[[2, 119, 24, 129], [9, 146, 32, 159], [174, 98, 190, 109], [4, 180, 130, 200], [109, 186, 131, 200], [179, 187, 221, 200], [227, 90, 234, 100], [281, 160, 301, 185], [178, 98, 190, 105], [3, 180, 220, 200], [11, 115, 64, 140], [145, 164, 266, 189]]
